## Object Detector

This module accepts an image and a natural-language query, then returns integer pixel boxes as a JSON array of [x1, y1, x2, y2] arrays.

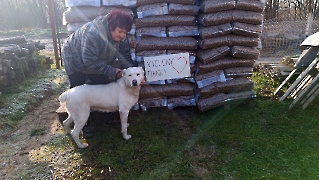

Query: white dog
[[59, 67, 145, 148]]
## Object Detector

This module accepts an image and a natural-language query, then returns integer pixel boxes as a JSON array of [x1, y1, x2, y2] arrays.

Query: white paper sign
[[144, 53, 191, 82]]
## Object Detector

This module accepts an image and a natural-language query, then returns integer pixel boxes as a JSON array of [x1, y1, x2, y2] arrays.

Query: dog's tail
[[59, 91, 68, 103]]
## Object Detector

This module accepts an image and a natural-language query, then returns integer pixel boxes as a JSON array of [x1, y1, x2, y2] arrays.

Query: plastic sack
[[167, 95, 196, 109], [139, 83, 194, 98], [200, 0, 236, 13], [197, 10, 263, 26], [102, 0, 137, 7], [168, 3, 200, 16], [63, 6, 133, 24], [195, 70, 226, 88], [214, 77, 254, 93], [166, 77, 195, 84], [136, 37, 198, 51], [197, 90, 256, 112], [136, 27, 167, 37], [145, 80, 166, 85], [196, 93, 228, 111], [199, 23, 232, 39], [134, 15, 197, 28], [235, 0, 265, 13], [196, 46, 230, 64], [231, 46, 260, 59], [232, 22, 262, 38], [232, 10, 264, 25], [167, 26, 199, 37], [227, 90, 256, 100], [65, 0, 101, 7], [199, 34, 259, 49], [136, 3, 168, 18], [137, 0, 197, 6], [139, 96, 167, 111], [196, 57, 255, 74]]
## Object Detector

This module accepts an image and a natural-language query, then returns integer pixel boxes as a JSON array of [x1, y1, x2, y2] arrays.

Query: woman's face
[[110, 27, 127, 42]]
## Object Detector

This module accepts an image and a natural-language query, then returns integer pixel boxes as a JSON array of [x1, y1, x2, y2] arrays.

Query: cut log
[[0, 36, 27, 44]]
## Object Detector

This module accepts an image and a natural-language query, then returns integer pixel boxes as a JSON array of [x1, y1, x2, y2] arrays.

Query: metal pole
[[48, 0, 61, 69]]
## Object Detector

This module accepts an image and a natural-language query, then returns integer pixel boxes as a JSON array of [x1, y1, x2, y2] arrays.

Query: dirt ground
[[0, 89, 63, 179], [0, 36, 65, 179]]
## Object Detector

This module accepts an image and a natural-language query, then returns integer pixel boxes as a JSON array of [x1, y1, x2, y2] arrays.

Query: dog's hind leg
[[119, 110, 131, 140], [63, 115, 73, 134], [71, 113, 90, 148]]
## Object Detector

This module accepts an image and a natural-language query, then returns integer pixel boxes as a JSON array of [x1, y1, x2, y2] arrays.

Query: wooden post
[[47, 0, 61, 69]]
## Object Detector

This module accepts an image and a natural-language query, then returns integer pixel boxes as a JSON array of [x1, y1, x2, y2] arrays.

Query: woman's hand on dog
[[116, 68, 123, 79]]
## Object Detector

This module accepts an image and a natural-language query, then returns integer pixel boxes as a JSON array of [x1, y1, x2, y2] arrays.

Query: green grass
[[199, 99, 319, 179], [4, 69, 319, 179]]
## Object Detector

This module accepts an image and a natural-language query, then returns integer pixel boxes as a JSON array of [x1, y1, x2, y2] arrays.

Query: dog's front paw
[[78, 143, 89, 149], [123, 134, 131, 140]]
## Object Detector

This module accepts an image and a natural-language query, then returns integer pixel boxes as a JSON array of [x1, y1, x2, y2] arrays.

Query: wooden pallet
[[278, 58, 319, 101], [289, 72, 319, 109], [223, 99, 255, 110]]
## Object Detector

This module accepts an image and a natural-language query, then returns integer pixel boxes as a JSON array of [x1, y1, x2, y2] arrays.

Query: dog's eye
[[128, 74, 132, 76], [137, 73, 140, 76]]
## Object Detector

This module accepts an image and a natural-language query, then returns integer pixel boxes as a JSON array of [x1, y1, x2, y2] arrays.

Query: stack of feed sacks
[[62, 0, 137, 66], [195, 0, 265, 111], [63, 0, 135, 35], [134, 0, 200, 110]]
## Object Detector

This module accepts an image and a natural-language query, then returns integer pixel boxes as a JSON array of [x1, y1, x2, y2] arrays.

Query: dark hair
[[106, 10, 133, 32]]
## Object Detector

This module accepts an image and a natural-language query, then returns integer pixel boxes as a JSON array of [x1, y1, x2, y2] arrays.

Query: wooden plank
[[223, 99, 255, 110], [274, 69, 297, 96], [254, 58, 281, 67], [279, 58, 319, 101], [289, 75, 312, 99], [300, 80, 319, 105], [289, 73, 319, 109], [302, 87, 319, 109]]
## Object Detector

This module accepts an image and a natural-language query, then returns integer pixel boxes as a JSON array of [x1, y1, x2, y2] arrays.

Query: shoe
[[82, 126, 94, 138]]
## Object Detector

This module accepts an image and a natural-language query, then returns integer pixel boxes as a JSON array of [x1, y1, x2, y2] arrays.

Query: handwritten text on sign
[[144, 53, 190, 82]]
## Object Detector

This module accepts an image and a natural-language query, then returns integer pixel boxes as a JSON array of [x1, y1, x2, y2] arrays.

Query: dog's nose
[[132, 80, 137, 86]]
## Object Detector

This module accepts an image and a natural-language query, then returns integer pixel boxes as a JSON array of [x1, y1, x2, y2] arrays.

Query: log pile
[[62, 0, 266, 112], [0, 36, 46, 89], [254, 57, 299, 82]]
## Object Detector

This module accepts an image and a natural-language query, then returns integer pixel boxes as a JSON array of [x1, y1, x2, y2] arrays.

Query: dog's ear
[[139, 67, 144, 73], [122, 69, 127, 76]]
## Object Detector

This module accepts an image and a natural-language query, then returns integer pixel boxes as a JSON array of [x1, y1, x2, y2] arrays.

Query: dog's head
[[122, 67, 145, 87]]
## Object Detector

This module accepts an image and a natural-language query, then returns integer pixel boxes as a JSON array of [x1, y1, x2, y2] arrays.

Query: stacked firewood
[[0, 36, 45, 88], [254, 57, 297, 82]]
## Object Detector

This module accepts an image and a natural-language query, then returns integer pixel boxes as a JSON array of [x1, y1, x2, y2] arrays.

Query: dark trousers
[[68, 71, 112, 88]]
